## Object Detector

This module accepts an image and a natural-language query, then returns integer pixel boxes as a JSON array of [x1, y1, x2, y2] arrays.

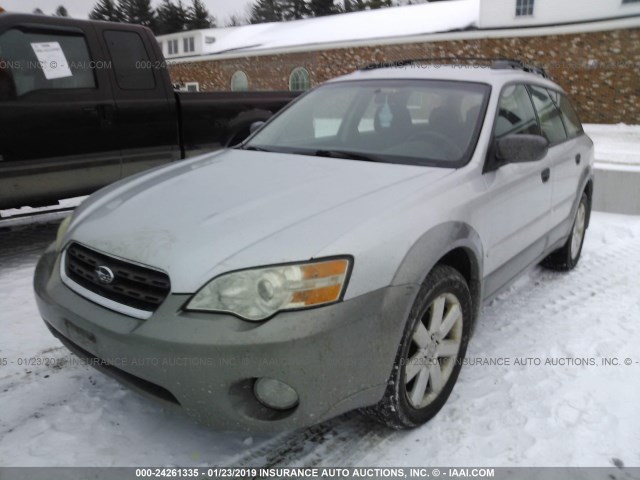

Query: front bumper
[[34, 244, 417, 432]]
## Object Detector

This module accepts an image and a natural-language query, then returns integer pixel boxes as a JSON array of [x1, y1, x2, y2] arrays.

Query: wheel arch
[[391, 222, 484, 319]]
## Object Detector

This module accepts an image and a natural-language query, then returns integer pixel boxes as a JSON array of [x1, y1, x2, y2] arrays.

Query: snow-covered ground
[[584, 124, 640, 168], [1, 212, 639, 467]]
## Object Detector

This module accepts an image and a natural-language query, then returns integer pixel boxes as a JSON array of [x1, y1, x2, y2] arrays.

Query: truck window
[[103, 30, 155, 90], [0, 28, 96, 99]]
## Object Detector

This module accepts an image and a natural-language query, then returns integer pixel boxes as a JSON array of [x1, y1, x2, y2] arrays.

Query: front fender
[[391, 221, 484, 316]]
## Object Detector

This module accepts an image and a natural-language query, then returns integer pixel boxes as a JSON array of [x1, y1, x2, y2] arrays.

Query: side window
[[0, 28, 96, 99], [494, 84, 540, 138], [103, 30, 155, 90], [528, 85, 568, 144], [550, 90, 583, 138]]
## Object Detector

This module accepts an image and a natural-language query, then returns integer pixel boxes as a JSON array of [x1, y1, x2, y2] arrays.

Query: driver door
[[476, 84, 553, 298]]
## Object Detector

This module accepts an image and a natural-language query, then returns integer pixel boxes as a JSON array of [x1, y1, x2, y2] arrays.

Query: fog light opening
[[253, 377, 299, 411]]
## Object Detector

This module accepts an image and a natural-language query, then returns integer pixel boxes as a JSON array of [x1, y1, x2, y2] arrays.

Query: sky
[[0, 0, 255, 24]]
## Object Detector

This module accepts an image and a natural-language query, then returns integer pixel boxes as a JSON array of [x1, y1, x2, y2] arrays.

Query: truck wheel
[[541, 192, 589, 271], [363, 265, 472, 429]]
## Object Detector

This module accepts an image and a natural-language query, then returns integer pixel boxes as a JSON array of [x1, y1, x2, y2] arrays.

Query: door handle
[[541, 168, 551, 183], [83, 105, 114, 126], [575, 154, 581, 165], [82, 106, 99, 117]]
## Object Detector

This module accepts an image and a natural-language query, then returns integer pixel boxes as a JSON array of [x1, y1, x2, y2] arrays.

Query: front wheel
[[363, 265, 472, 429], [542, 192, 589, 271]]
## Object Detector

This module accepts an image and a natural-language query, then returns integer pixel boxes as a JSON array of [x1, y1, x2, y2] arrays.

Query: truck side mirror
[[249, 121, 265, 134], [0, 68, 17, 101], [496, 134, 548, 164]]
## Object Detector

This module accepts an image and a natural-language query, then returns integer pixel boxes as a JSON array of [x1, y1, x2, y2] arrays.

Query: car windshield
[[245, 79, 490, 167]]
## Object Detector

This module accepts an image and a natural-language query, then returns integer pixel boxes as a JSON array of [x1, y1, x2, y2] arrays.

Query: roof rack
[[360, 57, 550, 79]]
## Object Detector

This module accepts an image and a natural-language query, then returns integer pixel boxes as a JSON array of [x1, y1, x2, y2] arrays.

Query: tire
[[541, 192, 589, 271], [363, 265, 472, 429]]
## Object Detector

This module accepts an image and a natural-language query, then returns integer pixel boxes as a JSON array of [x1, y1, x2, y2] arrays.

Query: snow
[[1, 211, 639, 467], [195, 0, 479, 56], [583, 123, 640, 169]]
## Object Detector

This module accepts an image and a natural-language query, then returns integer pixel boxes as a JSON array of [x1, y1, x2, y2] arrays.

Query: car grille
[[65, 243, 171, 313]]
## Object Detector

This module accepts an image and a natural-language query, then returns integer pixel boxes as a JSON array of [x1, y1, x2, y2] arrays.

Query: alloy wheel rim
[[571, 202, 586, 261], [404, 293, 463, 409]]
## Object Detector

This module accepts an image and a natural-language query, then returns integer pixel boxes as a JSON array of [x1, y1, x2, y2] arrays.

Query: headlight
[[55, 215, 72, 251], [185, 258, 351, 321]]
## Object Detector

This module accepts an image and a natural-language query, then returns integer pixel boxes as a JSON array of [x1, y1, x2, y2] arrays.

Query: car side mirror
[[496, 134, 549, 164], [249, 121, 265, 134]]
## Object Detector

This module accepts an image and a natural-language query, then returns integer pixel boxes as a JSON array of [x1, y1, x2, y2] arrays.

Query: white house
[[157, 0, 640, 62], [156, 0, 480, 59], [157, 26, 253, 59], [478, 0, 640, 29]]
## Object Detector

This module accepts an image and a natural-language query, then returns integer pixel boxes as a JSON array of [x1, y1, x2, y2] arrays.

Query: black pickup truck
[[0, 13, 299, 209]]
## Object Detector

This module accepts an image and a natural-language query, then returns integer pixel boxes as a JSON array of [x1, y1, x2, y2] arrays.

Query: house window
[[289, 67, 311, 91], [168, 39, 178, 55], [183, 37, 195, 53], [185, 82, 199, 92], [230, 71, 249, 91], [515, 0, 534, 16]]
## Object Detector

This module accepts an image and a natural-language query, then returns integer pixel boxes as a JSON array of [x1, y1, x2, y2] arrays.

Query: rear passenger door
[[0, 20, 119, 208], [100, 27, 179, 177]]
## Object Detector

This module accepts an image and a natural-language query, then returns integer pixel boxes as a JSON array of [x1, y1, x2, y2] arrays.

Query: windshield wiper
[[243, 145, 273, 152], [312, 149, 382, 163]]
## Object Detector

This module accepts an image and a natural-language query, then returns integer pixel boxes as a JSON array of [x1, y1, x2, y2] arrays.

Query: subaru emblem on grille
[[95, 266, 115, 285]]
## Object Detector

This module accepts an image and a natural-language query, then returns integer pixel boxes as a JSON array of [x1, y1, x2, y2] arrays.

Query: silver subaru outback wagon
[[35, 60, 594, 432]]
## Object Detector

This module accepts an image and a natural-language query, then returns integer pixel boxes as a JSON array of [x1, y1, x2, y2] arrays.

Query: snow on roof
[[168, 0, 479, 56]]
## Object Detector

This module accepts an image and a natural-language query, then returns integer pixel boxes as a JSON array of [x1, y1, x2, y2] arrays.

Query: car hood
[[67, 149, 452, 292]]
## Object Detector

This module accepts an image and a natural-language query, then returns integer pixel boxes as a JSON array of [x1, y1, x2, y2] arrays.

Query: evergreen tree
[[282, 0, 309, 20], [118, 0, 156, 29], [366, 0, 393, 9], [308, 0, 340, 16], [33, 8, 45, 14], [155, 0, 189, 34], [249, 0, 285, 23], [89, 0, 123, 22], [187, 0, 215, 30], [343, 0, 368, 11], [55, 5, 69, 16], [226, 14, 247, 26]]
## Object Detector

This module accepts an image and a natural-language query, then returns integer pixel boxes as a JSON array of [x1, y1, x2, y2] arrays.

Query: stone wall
[[168, 27, 640, 124]]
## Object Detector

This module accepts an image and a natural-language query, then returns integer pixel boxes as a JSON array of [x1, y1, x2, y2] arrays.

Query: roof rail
[[360, 57, 550, 79]]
